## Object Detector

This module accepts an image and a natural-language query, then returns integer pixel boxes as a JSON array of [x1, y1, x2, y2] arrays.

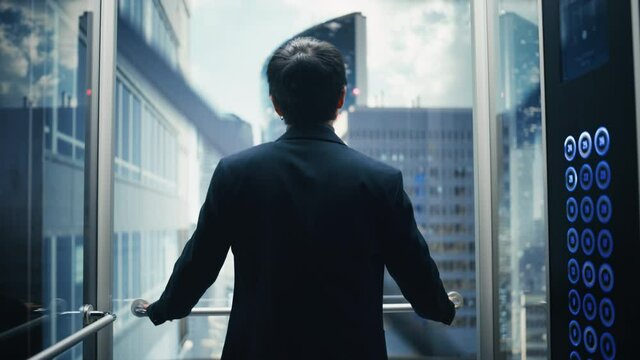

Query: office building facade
[[347, 107, 476, 357], [0, 1, 251, 358]]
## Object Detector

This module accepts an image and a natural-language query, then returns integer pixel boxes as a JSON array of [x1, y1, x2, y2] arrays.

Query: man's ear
[[337, 86, 346, 109], [270, 95, 284, 117]]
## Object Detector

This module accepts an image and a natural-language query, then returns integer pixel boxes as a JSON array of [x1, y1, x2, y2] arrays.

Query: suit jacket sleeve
[[383, 171, 456, 325], [147, 160, 232, 325]]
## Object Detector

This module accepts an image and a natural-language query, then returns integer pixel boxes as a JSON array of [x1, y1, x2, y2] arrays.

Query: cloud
[[364, 1, 472, 107], [271, 0, 473, 107], [189, 0, 474, 132], [0, 2, 89, 108]]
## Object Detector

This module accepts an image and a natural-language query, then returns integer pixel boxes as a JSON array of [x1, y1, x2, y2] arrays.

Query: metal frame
[[95, 1, 118, 359], [83, 7, 100, 359], [471, 0, 498, 358], [537, 0, 552, 357], [632, 0, 640, 217], [29, 314, 116, 360]]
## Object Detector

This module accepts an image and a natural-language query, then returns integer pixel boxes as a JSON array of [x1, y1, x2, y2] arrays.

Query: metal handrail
[[28, 312, 116, 360], [188, 303, 414, 316], [132, 291, 463, 318], [0, 301, 100, 342], [0, 316, 47, 341]]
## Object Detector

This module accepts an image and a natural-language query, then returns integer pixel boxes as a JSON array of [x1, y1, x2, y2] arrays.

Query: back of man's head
[[267, 37, 347, 126]]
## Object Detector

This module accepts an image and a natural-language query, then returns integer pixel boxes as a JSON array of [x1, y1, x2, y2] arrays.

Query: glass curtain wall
[[109, 0, 479, 359], [490, 1, 548, 359], [0, 0, 98, 359], [111, 1, 246, 359]]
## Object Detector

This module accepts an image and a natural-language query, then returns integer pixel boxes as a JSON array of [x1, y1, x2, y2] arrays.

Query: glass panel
[[492, 1, 548, 359], [0, 0, 97, 358], [114, 0, 476, 359], [112, 1, 233, 357]]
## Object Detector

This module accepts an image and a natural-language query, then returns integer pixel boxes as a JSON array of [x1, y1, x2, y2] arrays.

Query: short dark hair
[[267, 37, 347, 125]]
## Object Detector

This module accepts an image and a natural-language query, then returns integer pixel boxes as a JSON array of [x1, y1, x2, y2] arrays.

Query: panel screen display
[[560, 0, 609, 81]]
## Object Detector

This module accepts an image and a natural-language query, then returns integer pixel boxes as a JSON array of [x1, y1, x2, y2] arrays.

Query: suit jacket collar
[[276, 123, 345, 145]]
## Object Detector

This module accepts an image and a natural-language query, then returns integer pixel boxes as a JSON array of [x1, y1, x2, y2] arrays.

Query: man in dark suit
[[146, 37, 455, 359]]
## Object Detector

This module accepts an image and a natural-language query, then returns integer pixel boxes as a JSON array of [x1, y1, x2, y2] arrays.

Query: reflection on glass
[[0, 1, 95, 358], [494, 1, 548, 359], [112, 1, 250, 359]]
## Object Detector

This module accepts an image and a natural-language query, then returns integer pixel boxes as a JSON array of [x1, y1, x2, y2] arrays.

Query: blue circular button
[[567, 259, 580, 285], [569, 289, 581, 316], [582, 261, 596, 288], [597, 195, 612, 223], [595, 161, 611, 190], [570, 351, 581, 360], [595, 127, 610, 156], [599, 297, 615, 328], [583, 293, 597, 321], [568, 258, 580, 285], [584, 326, 598, 353], [579, 131, 592, 159], [579, 164, 593, 191], [566, 166, 578, 192], [565, 136, 577, 161], [569, 320, 582, 347], [600, 332, 616, 360], [581, 228, 595, 256], [568, 228, 579, 253], [599, 263, 614, 293], [597, 229, 613, 258], [580, 196, 594, 223], [567, 197, 579, 223]]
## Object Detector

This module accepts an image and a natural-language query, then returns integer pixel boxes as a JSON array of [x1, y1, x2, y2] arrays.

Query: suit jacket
[[147, 123, 455, 359]]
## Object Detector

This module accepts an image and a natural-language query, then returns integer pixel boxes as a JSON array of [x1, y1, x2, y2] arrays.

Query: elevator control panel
[[563, 127, 616, 359], [542, 0, 640, 358]]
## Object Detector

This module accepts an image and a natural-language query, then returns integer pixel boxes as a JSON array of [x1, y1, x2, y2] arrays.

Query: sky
[[188, 0, 539, 141], [189, 0, 474, 138]]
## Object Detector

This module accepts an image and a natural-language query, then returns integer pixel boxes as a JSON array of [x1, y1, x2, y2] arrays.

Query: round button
[[579, 163, 593, 191], [595, 161, 611, 190], [600, 332, 616, 360], [597, 195, 612, 223], [594, 126, 610, 156], [566, 166, 578, 191], [599, 263, 614, 293], [570, 350, 581, 360], [579, 131, 592, 159], [599, 297, 615, 328], [569, 320, 582, 347], [569, 289, 581, 316], [582, 261, 596, 288], [567, 197, 579, 223], [580, 196, 594, 223], [567, 228, 579, 253], [565, 136, 577, 161], [581, 228, 595, 256], [584, 326, 597, 354], [597, 229, 613, 258], [568, 258, 580, 285], [583, 293, 597, 321]]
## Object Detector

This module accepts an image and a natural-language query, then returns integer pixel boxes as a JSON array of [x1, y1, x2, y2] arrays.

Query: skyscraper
[[496, 11, 546, 359], [347, 106, 476, 357], [113, 2, 253, 358], [0, 1, 252, 358], [261, 12, 368, 141]]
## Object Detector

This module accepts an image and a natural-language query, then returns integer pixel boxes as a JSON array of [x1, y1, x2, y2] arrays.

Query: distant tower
[[261, 13, 368, 141]]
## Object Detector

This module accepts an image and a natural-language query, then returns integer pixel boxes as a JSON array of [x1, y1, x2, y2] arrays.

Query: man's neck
[[287, 120, 335, 131]]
